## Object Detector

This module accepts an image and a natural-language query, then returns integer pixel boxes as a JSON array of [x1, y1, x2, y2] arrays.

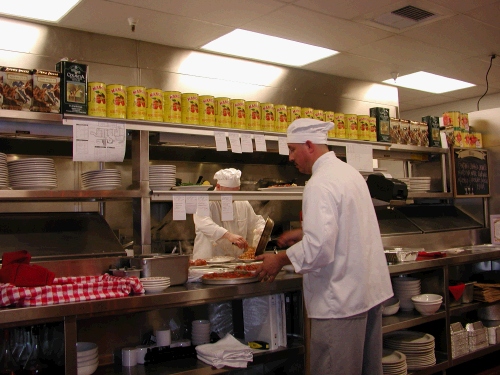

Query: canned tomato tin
[[163, 91, 182, 123], [345, 114, 358, 140], [126, 86, 146, 120], [334, 113, 345, 139], [313, 109, 324, 121], [287, 106, 301, 123], [146, 88, 163, 122], [324, 111, 335, 138], [106, 84, 126, 119], [369, 117, 377, 142], [301, 107, 314, 119], [88, 82, 106, 117], [199, 95, 215, 126], [245, 101, 261, 130], [260, 103, 275, 132], [215, 97, 231, 127], [274, 104, 288, 133], [181, 93, 199, 124], [443, 111, 460, 128], [357, 115, 370, 141], [231, 99, 245, 129], [461, 113, 469, 131]]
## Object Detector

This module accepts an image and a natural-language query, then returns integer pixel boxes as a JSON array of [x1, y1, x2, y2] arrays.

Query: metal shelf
[[382, 309, 446, 333], [0, 189, 143, 201], [150, 190, 304, 201]]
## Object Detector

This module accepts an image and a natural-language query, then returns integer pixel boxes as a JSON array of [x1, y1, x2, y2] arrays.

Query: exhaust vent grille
[[392, 6, 435, 22]]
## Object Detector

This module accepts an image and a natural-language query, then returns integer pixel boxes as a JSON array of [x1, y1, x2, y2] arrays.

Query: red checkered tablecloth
[[0, 274, 145, 307]]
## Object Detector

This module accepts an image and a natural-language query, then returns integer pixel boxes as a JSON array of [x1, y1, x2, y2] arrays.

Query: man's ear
[[305, 140, 315, 153]]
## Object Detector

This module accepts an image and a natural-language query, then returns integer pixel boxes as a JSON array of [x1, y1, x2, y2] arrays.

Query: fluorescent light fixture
[[0, 0, 81, 22], [201, 29, 338, 67], [383, 71, 475, 93]]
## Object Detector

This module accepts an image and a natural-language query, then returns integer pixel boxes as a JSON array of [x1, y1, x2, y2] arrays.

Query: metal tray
[[201, 276, 259, 285]]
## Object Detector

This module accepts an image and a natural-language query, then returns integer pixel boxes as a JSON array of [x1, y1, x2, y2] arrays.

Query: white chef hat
[[214, 168, 242, 187], [287, 118, 334, 144]]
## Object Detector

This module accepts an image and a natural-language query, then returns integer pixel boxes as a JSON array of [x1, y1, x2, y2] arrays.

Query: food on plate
[[202, 180, 210, 185], [202, 271, 255, 279], [235, 264, 259, 272], [268, 183, 297, 188], [239, 247, 256, 260], [189, 259, 207, 266]]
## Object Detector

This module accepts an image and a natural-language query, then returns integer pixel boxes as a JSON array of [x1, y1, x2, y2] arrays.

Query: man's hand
[[254, 251, 291, 283], [222, 232, 248, 249]]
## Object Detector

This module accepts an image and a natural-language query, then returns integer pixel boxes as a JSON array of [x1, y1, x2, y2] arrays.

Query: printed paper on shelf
[[72, 119, 126, 162]]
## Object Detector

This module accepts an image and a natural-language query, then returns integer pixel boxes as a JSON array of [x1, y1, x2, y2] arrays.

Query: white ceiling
[[46, 0, 500, 112]]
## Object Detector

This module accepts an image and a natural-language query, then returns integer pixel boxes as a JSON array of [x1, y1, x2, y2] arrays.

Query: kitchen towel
[[195, 333, 253, 369], [0, 250, 55, 287]]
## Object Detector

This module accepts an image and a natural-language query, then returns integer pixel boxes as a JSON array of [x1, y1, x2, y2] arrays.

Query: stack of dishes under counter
[[382, 348, 407, 375], [81, 169, 121, 190], [0, 153, 8, 189], [398, 177, 431, 192], [384, 331, 436, 371], [7, 157, 57, 190], [149, 164, 176, 190]]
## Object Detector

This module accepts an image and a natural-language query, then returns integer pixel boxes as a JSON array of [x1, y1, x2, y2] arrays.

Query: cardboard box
[[55, 60, 88, 114], [0, 67, 33, 111], [31, 69, 60, 113], [369, 107, 391, 142]]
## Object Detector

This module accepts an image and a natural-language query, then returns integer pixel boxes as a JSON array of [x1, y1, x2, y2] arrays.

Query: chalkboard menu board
[[452, 147, 490, 197]]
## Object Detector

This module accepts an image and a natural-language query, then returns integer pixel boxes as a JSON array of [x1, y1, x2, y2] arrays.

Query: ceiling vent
[[369, 4, 441, 30], [392, 6, 435, 22]]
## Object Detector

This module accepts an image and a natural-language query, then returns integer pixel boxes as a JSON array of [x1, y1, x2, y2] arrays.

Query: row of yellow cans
[[444, 127, 482, 148], [443, 111, 469, 131]]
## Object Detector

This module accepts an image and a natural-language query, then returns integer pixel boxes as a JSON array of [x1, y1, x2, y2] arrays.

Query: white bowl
[[382, 297, 400, 316], [77, 356, 98, 368], [76, 342, 98, 359], [411, 295, 442, 315], [77, 360, 98, 375], [411, 294, 443, 304]]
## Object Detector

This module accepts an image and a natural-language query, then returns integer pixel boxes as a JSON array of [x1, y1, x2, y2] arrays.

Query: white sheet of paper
[[278, 137, 289, 155], [440, 132, 448, 148], [214, 131, 228, 151], [173, 195, 186, 221], [185, 195, 198, 214], [221, 195, 233, 221], [197, 195, 210, 216], [73, 120, 126, 162], [241, 133, 254, 153], [254, 134, 267, 152], [346, 144, 373, 172], [228, 133, 242, 153]]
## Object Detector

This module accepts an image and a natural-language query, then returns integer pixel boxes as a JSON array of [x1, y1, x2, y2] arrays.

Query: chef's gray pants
[[310, 303, 383, 375]]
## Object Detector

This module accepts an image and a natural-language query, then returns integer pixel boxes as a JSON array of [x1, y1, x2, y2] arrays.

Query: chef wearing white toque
[[192, 168, 266, 260]]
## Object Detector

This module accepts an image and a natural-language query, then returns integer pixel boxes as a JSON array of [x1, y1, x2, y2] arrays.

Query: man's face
[[288, 143, 311, 174]]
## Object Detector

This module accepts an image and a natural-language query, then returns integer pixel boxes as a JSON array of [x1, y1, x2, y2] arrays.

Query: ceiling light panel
[[383, 71, 475, 93], [0, 0, 81, 22]]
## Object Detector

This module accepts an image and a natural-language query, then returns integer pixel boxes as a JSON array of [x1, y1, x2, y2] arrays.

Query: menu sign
[[452, 148, 490, 197]]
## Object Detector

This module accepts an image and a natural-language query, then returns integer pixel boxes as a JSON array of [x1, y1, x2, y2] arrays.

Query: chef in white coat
[[192, 168, 266, 260]]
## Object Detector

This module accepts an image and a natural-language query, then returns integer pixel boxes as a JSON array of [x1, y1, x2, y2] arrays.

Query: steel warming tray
[[130, 254, 189, 285]]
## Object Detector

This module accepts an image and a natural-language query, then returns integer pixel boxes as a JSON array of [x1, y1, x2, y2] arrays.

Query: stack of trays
[[398, 177, 431, 192], [149, 164, 176, 190], [392, 276, 421, 311], [140, 276, 171, 293], [384, 331, 436, 371], [450, 322, 469, 358], [81, 169, 121, 190], [7, 157, 57, 190], [382, 348, 407, 375], [0, 153, 8, 189]]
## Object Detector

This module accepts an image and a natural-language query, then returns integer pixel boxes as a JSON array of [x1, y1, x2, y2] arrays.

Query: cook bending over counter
[[192, 168, 266, 260]]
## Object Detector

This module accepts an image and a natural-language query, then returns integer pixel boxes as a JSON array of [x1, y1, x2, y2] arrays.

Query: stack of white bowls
[[392, 277, 421, 311], [140, 276, 171, 293], [76, 342, 99, 375], [81, 169, 121, 190], [0, 153, 8, 189], [149, 164, 176, 190], [192, 319, 211, 346], [7, 157, 57, 190]]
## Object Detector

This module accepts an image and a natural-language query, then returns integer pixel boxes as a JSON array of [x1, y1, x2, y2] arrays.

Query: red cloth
[[0, 250, 55, 287], [449, 283, 465, 301], [417, 251, 447, 260]]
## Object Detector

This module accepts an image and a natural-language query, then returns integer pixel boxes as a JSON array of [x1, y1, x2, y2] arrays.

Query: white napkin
[[196, 333, 253, 369]]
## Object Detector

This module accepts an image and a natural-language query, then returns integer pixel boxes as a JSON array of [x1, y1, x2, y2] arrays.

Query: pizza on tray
[[202, 271, 255, 280]]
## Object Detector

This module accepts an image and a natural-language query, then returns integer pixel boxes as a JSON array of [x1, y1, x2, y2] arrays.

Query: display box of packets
[[450, 322, 469, 358], [466, 321, 489, 352]]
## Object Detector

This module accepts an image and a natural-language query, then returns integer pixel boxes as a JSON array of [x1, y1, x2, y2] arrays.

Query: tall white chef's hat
[[287, 118, 334, 144], [214, 168, 241, 187]]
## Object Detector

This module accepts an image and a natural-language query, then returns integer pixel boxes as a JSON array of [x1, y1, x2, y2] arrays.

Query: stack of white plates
[[149, 164, 176, 190], [81, 169, 121, 190], [392, 277, 421, 311], [7, 157, 57, 190], [384, 331, 436, 371], [382, 348, 407, 375], [398, 177, 431, 192], [76, 342, 99, 375], [0, 153, 8, 189], [140, 276, 171, 293], [192, 319, 211, 346]]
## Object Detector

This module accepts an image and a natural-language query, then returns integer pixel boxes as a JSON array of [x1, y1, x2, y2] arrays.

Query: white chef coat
[[193, 201, 266, 260], [286, 151, 393, 319]]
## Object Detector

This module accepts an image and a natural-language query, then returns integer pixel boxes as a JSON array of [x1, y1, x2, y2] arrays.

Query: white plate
[[144, 285, 170, 293], [206, 256, 234, 263], [140, 277, 170, 282], [171, 185, 213, 191], [258, 186, 304, 192]]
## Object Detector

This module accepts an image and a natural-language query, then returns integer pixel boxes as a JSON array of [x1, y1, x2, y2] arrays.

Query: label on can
[[345, 114, 358, 140], [334, 113, 345, 139], [274, 104, 288, 133], [88, 82, 106, 117], [245, 101, 261, 130], [146, 88, 163, 122], [199, 95, 215, 126], [260, 103, 275, 132], [461, 113, 469, 131], [369, 117, 377, 142], [287, 106, 301, 123], [106, 84, 126, 119], [357, 115, 370, 141], [443, 111, 460, 128], [215, 97, 231, 127], [126, 86, 146, 120], [301, 107, 314, 119], [400, 120, 410, 145], [231, 99, 246, 129], [181, 93, 199, 124], [163, 91, 182, 123], [55, 61, 87, 114], [313, 109, 324, 121], [419, 122, 429, 146], [389, 118, 400, 144], [453, 127, 463, 147], [324, 111, 335, 138]]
